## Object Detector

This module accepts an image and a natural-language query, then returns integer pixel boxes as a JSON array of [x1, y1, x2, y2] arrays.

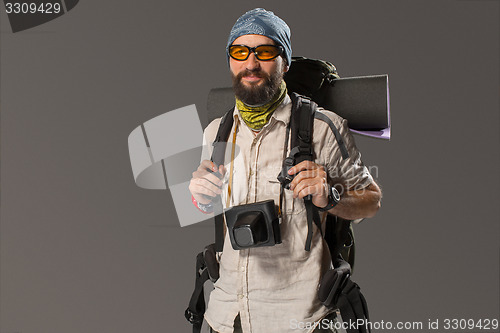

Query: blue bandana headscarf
[[226, 8, 292, 66]]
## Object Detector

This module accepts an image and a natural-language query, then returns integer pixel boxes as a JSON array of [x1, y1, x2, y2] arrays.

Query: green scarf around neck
[[236, 81, 287, 131]]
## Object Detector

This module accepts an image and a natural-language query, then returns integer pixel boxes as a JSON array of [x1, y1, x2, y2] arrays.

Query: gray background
[[1, 1, 498, 332]]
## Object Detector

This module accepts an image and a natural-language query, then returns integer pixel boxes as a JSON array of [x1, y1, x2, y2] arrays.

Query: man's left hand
[[288, 161, 329, 208]]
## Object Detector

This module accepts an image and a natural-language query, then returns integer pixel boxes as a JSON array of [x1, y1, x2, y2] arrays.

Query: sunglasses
[[228, 44, 283, 61]]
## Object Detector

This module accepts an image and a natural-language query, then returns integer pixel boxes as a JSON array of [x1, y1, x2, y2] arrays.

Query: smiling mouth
[[242, 75, 263, 84]]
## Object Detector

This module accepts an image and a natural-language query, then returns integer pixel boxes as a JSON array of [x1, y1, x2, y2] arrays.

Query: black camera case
[[224, 200, 281, 250]]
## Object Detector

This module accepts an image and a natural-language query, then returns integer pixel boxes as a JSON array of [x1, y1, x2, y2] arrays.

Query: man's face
[[230, 34, 287, 106]]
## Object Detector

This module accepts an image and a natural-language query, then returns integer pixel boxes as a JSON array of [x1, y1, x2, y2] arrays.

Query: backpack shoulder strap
[[290, 93, 315, 165], [210, 107, 234, 252], [211, 108, 235, 167], [313, 111, 349, 159], [288, 93, 352, 254], [185, 251, 210, 332], [289, 93, 349, 164], [324, 215, 355, 269], [289, 93, 321, 251]]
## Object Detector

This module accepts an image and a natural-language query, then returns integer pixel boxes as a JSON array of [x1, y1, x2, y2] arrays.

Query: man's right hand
[[189, 160, 226, 204]]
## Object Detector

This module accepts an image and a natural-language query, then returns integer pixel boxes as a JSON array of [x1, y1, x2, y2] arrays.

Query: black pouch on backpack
[[318, 257, 372, 333], [284, 56, 340, 104], [318, 257, 351, 307]]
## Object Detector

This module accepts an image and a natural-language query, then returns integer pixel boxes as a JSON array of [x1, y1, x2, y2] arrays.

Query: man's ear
[[282, 59, 289, 73]]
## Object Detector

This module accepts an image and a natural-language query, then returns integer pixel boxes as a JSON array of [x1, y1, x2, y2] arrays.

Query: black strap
[[185, 252, 211, 333], [324, 215, 337, 261], [304, 197, 324, 251], [290, 93, 314, 164], [324, 215, 355, 270], [337, 280, 371, 333], [279, 115, 292, 215], [322, 219, 370, 333], [288, 93, 352, 251], [213, 205, 225, 252], [304, 203, 314, 249], [210, 108, 234, 252], [289, 94, 318, 251], [314, 111, 349, 159], [211, 109, 235, 166]]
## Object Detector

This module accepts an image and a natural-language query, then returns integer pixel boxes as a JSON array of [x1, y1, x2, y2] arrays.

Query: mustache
[[236, 69, 269, 80]]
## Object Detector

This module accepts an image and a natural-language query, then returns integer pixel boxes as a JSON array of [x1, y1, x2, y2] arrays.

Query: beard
[[231, 66, 284, 106]]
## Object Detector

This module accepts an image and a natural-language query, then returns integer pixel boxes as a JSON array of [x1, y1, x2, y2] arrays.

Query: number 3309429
[[5, 2, 62, 14]]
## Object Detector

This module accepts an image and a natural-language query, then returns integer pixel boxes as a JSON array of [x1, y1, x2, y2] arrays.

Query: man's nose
[[245, 52, 261, 70]]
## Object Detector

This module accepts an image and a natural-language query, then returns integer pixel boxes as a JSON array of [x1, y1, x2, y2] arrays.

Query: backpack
[[186, 58, 371, 333], [284, 56, 340, 104]]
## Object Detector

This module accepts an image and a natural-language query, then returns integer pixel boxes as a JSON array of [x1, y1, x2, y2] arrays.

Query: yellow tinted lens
[[230, 46, 249, 60], [255, 45, 279, 60]]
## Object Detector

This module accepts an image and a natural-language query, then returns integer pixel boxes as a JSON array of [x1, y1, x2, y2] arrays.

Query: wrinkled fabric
[[202, 95, 373, 333]]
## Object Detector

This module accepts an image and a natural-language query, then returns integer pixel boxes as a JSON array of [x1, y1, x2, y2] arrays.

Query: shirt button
[[238, 294, 244, 299]]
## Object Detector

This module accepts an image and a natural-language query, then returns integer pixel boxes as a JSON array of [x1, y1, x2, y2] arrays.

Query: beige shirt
[[202, 95, 373, 333]]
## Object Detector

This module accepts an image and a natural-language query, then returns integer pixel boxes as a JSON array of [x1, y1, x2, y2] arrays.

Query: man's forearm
[[328, 182, 382, 220]]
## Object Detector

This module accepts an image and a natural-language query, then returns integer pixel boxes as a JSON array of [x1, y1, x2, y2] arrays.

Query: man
[[189, 8, 382, 333]]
